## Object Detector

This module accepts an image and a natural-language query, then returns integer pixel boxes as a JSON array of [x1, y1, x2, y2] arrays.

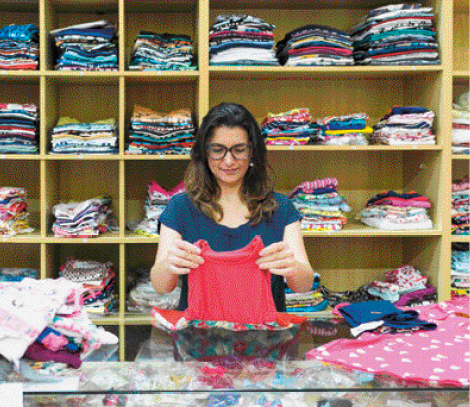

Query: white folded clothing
[[361, 217, 433, 230]]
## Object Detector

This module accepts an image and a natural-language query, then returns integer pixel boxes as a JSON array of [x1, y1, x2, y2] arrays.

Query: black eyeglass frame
[[206, 143, 252, 160]]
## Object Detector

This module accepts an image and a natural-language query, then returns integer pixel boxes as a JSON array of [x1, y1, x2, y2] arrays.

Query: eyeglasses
[[206, 143, 251, 160]]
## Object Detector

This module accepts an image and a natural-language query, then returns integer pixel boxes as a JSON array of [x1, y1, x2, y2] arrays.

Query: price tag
[[412, 66, 417, 71], [158, 70, 162, 75], [289, 144, 294, 150], [2, 236, 6, 242], [0, 383, 23, 407], [78, 154, 83, 159], [0, 155, 5, 159], [82, 238, 88, 243], [79, 71, 84, 76], [352, 146, 357, 150], [0, 71, 5, 75], [237, 66, 242, 71], [412, 144, 417, 149]]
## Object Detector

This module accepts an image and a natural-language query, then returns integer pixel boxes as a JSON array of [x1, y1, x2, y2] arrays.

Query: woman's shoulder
[[273, 191, 291, 207]]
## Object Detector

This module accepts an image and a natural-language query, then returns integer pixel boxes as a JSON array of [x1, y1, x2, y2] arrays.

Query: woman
[[151, 102, 314, 312]]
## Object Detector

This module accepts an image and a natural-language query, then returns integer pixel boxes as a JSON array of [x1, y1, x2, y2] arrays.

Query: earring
[[249, 162, 254, 167]]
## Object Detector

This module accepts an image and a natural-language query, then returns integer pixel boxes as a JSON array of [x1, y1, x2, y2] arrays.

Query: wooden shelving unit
[[0, 0, 466, 361]]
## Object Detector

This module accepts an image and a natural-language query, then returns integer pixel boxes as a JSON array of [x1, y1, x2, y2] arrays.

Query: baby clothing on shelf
[[451, 243, 469, 297], [260, 108, 322, 146], [209, 15, 279, 66], [276, 24, 354, 66], [285, 273, 328, 313], [360, 190, 433, 230], [49, 116, 118, 155], [0, 103, 39, 154], [350, 3, 439, 66], [0, 268, 38, 282], [59, 258, 117, 314], [129, 31, 196, 71], [52, 197, 118, 238], [127, 267, 181, 313], [289, 178, 352, 231], [452, 91, 470, 155], [50, 20, 118, 71], [0, 186, 34, 237], [126, 105, 195, 155], [451, 178, 469, 235], [314, 112, 371, 145], [371, 106, 436, 145], [0, 23, 39, 70], [128, 180, 184, 237]]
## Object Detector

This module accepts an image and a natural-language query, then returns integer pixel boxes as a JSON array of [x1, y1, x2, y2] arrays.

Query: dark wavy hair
[[184, 102, 277, 225]]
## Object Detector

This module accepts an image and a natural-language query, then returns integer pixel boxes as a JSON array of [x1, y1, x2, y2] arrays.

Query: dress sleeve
[[276, 193, 302, 225], [158, 194, 184, 235]]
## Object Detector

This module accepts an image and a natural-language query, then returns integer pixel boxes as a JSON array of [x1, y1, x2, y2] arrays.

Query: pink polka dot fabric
[[306, 297, 470, 387]]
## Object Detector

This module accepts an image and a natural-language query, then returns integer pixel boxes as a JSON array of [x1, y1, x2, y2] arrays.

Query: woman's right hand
[[164, 239, 204, 275]]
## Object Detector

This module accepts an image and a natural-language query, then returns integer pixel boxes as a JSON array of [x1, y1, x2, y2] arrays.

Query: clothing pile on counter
[[0, 278, 118, 368], [0, 23, 39, 70], [128, 180, 184, 237], [52, 197, 118, 238], [289, 178, 351, 231], [0, 268, 38, 282], [60, 259, 117, 314], [285, 273, 328, 313], [314, 112, 372, 145], [129, 31, 195, 71], [350, 3, 439, 66], [451, 243, 469, 297], [0, 103, 39, 154], [50, 20, 118, 71], [307, 297, 469, 388], [368, 264, 435, 307], [276, 24, 354, 66], [260, 108, 322, 146], [370, 106, 436, 145], [451, 178, 469, 235], [126, 105, 195, 155], [127, 267, 181, 313], [0, 187, 34, 237], [452, 91, 470, 155], [360, 190, 433, 230], [50, 117, 118, 155], [209, 14, 279, 66]]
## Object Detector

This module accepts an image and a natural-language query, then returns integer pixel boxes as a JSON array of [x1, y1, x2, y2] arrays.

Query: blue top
[[158, 192, 302, 312]]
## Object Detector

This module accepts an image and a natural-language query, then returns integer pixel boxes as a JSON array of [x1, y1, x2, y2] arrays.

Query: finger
[[168, 254, 199, 269], [258, 242, 285, 257], [176, 240, 202, 255], [172, 245, 204, 264], [257, 251, 292, 265], [258, 258, 294, 270], [269, 267, 295, 277], [168, 264, 191, 275]]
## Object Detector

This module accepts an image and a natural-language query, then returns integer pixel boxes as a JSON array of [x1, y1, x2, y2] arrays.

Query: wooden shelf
[[452, 154, 470, 160], [0, 231, 43, 243], [453, 71, 470, 79], [451, 235, 470, 243]]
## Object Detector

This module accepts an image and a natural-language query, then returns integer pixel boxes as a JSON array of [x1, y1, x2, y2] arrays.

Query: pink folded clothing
[[288, 178, 339, 197]]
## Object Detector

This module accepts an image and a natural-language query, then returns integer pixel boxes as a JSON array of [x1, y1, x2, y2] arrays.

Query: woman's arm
[[257, 220, 314, 293]]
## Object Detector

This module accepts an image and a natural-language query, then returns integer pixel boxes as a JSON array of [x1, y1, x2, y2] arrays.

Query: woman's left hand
[[256, 242, 296, 277]]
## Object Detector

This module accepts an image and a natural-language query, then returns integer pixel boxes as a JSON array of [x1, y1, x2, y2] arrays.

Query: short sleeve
[[158, 193, 185, 235], [275, 192, 302, 226]]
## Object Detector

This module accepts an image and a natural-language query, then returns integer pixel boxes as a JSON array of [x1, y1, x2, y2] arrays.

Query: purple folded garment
[[24, 342, 82, 369], [394, 284, 436, 307]]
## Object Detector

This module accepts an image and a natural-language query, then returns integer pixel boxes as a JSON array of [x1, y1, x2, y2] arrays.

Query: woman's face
[[207, 125, 251, 191]]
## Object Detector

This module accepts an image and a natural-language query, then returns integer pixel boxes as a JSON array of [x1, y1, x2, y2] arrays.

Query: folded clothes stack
[[51, 20, 118, 71], [285, 273, 328, 313], [209, 14, 279, 66], [0, 23, 39, 70], [451, 178, 469, 235], [0, 278, 118, 368], [260, 108, 322, 146], [129, 31, 195, 71], [0, 103, 39, 154], [129, 180, 185, 237], [126, 105, 195, 155], [0, 268, 38, 282], [52, 197, 118, 238], [276, 24, 354, 66], [451, 243, 469, 298], [370, 106, 436, 145], [350, 3, 439, 66], [452, 91, 470, 155], [127, 267, 181, 313], [289, 178, 351, 231], [50, 117, 118, 155], [314, 112, 372, 145], [368, 264, 435, 307], [0, 187, 34, 237], [360, 190, 433, 230], [60, 258, 117, 314]]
